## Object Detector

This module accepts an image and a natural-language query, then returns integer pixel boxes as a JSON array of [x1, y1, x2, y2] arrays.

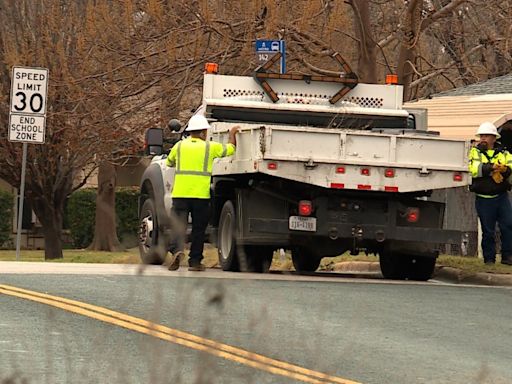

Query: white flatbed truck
[[139, 60, 470, 280]]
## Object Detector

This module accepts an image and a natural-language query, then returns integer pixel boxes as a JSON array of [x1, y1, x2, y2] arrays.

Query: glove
[[492, 169, 504, 183], [495, 163, 508, 173]]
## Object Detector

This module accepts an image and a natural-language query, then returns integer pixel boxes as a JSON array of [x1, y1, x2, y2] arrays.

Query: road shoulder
[[332, 261, 512, 286]]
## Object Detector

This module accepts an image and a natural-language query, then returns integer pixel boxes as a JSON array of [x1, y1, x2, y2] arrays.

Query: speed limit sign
[[9, 66, 48, 144]]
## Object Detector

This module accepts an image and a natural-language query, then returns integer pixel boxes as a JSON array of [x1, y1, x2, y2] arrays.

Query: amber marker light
[[385, 74, 398, 85], [204, 63, 219, 74]]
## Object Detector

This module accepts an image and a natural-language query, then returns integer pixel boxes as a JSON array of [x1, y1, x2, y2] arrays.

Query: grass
[[0, 248, 141, 264], [1, 247, 511, 275], [437, 255, 512, 275]]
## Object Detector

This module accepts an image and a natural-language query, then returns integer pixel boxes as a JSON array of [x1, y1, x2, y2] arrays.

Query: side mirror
[[406, 108, 428, 131], [407, 114, 416, 130], [145, 128, 163, 155]]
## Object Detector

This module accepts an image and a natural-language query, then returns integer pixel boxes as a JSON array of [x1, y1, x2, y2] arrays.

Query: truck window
[[407, 114, 416, 129]]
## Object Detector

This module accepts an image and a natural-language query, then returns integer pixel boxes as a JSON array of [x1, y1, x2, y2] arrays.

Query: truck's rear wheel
[[244, 246, 274, 273], [218, 200, 240, 271], [380, 250, 437, 281], [138, 199, 164, 265], [405, 254, 437, 281], [379, 250, 407, 280], [292, 247, 321, 272]]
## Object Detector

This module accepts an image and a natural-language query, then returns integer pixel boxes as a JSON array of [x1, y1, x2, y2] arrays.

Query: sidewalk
[[332, 261, 512, 286]]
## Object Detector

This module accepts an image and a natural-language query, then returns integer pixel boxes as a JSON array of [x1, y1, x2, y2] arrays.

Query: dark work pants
[[475, 193, 512, 263], [169, 198, 210, 266]]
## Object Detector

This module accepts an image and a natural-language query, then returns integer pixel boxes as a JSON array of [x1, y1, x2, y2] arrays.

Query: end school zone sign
[[9, 66, 49, 144]]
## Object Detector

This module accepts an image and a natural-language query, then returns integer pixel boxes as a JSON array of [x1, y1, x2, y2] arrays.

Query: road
[[1, 263, 511, 384]]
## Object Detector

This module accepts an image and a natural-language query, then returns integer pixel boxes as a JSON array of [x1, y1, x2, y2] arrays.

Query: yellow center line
[[0, 284, 361, 384]]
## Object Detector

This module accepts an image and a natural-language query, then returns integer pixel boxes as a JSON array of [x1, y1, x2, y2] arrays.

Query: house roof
[[435, 73, 512, 97], [404, 73, 512, 140]]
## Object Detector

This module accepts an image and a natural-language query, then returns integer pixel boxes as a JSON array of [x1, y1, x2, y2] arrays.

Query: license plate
[[289, 216, 317, 232]]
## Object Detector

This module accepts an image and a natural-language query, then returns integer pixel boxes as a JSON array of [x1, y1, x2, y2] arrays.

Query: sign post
[[255, 40, 286, 74], [9, 66, 49, 260]]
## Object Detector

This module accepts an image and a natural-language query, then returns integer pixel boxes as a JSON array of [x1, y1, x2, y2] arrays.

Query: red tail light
[[361, 168, 370, 176], [385, 169, 395, 178], [268, 162, 278, 170], [406, 207, 420, 223], [336, 166, 346, 174], [298, 200, 313, 216], [453, 173, 463, 182]]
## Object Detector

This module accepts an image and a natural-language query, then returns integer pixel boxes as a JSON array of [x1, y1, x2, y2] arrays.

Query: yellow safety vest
[[166, 137, 235, 198], [469, 147, 512, 198]]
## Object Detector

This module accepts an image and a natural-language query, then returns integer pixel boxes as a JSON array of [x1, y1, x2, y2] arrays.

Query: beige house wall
[[404, 94, 512, 139], [79, 157, 151, 188]]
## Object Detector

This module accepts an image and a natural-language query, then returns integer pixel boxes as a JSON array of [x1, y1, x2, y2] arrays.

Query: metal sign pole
[[15, 142, 28, 261], [9, 67, 48, 260], [280, 40, 286, 74]]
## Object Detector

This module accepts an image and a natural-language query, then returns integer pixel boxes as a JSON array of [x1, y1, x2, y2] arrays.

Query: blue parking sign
[[255, 39, 286, 74]]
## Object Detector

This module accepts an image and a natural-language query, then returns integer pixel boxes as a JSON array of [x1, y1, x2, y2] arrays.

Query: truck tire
[[291, 247, 321, 272], [138, 199, 164, 265], [379, 250, 407, 280], [218, 200, 240, 271], [244, 246, 274, 273], [405, 254, 437, 281], [380, 250, 436, 281]]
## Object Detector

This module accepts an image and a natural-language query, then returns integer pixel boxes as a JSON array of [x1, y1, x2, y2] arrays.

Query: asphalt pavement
[[1, 266, 512, 384]]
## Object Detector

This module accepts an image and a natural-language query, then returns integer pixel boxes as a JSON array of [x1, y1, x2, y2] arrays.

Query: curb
[[331, 261, 381, 273], [332, 261, 512, 286], [434, 266, 512, 287]]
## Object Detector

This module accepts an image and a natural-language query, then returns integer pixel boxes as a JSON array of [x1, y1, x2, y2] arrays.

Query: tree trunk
[[350, 0, 378, 83], [41, 218, 64, 260], [396, 0, 422, 101], [31, 196, 65, 260], [88, 161, 123, 251]]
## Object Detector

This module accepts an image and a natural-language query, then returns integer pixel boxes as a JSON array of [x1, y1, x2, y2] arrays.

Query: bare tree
[[0, 0, 149, 258], [2, 0, 512, 258]]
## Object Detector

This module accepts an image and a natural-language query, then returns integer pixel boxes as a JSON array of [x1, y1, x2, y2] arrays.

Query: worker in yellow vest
[[166, 114, 239, 271], [469, 121, 512, 265]]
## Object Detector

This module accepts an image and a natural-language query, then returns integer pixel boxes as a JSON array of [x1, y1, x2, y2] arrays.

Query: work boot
[[501, 256, 512, 266], [168, 251, 184, 271], [188, 264, 206, 272]]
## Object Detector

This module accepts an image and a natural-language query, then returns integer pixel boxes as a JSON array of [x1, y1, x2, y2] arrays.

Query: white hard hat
[[186, 114, 210, 132], [477, 121, 500, 139]]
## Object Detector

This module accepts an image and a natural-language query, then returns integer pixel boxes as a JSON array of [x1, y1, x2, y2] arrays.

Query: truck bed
[[210, 122, 470, 193]]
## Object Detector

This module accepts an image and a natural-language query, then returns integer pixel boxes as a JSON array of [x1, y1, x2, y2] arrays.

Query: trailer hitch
[[350, 225, 364, 255]]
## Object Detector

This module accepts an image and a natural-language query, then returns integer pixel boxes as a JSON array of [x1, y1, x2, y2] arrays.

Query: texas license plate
[[289, 216, 317, 232]]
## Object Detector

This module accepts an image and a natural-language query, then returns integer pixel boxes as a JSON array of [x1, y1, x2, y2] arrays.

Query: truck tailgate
[[211, 123, 471, 192], [266, 127, 467, 169]]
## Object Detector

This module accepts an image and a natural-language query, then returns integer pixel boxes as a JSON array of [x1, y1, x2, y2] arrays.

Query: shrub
[[66, 188, 140, 248], [67, 189, 96, 248], [115, 188, 140, 247], [0, 190, 14, 247]]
